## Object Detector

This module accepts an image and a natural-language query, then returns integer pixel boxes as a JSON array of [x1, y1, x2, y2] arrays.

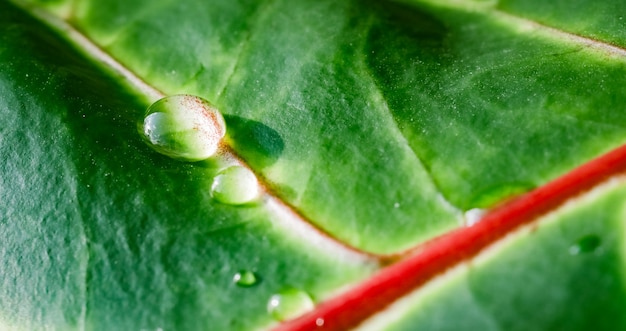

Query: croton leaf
[[1, 0, 625, 330]]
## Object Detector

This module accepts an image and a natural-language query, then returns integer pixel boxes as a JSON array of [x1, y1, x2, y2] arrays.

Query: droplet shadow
[[222, 115, 285, 169]]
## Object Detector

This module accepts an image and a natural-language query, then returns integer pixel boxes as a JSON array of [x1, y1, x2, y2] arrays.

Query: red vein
[[272, 143, 626, 330]]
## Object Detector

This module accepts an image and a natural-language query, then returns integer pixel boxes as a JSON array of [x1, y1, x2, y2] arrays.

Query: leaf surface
[[2, 0, 626, 330]]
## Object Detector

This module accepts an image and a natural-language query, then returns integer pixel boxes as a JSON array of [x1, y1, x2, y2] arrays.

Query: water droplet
[[464, 208, 486, 227], [211, 166, 260, 205], [393, 202, 400, 208], [315, 318, 325, 327], [140, 95, 226, 161], [233, 270, 257, 287], [569, 235, 601, 255], [267, 288, 315, 321]]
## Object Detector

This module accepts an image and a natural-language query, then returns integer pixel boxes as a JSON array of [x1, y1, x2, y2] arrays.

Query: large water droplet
[[211, 166, 260, 205], [141, 95, 226, 161], [233, 270, 258, 287], [267, 288, 315, 322], [569, 235, 601, 255]]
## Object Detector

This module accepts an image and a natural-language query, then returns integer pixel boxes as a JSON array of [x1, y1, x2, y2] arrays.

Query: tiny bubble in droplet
[[233, 270, 258, 287], [267, 288, 315, 321]]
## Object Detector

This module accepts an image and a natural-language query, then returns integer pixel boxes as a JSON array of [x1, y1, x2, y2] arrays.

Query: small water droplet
[[464, 208, 486, 227], [140, 95, 226, 161], [211, 166, 260, 205], [569, 235, 601, 255], [315, 318, 325, 327], [393, 202, 400, 208], [233, 270, 257, 287], [267, 288, 315, 321]]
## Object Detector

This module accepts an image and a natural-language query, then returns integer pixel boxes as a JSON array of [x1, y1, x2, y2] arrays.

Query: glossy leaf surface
[[0, 2, 374, 330]]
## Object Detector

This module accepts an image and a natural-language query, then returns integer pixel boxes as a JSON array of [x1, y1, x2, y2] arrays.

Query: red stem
[[272, 143, 626, 331]]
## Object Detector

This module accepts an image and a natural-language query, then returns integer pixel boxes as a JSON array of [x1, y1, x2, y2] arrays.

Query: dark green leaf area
[[377, 183, 626, 331], [0, 3, 373, 330], [498, 0, 626, 49], [368, 2, 626, 209], [69, 0, 462, 253]]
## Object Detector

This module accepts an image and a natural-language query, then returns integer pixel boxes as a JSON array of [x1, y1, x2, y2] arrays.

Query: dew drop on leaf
[[140, 94, 226, 161], [210, 166, 260, 205], [267, 288, 315, 321], [233, 270, 258, 287], [569, 234, 601, 255], [464, 208, 486, 227]]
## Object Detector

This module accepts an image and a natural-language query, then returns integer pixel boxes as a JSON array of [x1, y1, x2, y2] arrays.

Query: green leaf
[[2, 0, 626, 329], [58, 0, 466, 254], [0, 2, 374, 330]]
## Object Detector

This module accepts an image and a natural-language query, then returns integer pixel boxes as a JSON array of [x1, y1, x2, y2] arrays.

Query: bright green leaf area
[[61, 0, 463, 254], [0, 3, 375, 330], [29, 0, 626, 253], [367, 182, 626, 331], [370, 0, 626, 209]]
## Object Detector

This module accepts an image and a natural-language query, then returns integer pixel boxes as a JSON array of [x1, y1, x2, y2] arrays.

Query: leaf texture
[[2, 0, 626, 329]]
